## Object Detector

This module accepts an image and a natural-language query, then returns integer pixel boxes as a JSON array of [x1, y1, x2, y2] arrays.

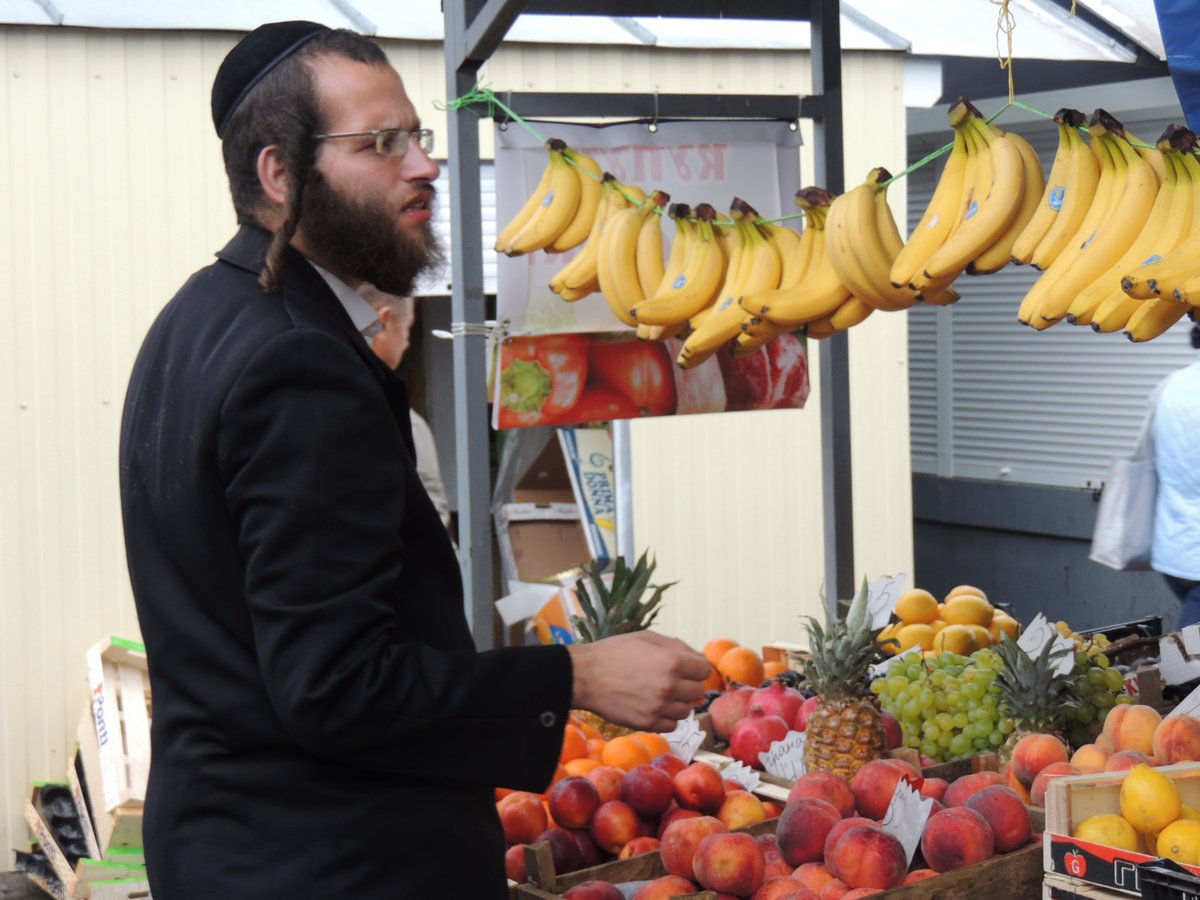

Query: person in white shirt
[[359, 284, 453, 532]]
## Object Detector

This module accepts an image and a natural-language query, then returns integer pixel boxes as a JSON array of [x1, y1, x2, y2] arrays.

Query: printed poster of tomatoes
[[493, 332, 809, 429]]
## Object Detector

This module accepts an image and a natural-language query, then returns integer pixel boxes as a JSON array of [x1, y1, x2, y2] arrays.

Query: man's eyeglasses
[[313, 128, 435, 159]]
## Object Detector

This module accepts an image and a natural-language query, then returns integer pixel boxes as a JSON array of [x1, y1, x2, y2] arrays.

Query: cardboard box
[[86, 638, 151, 810], [557, 428, 617, 568], [1043, 762, 1200, 896]]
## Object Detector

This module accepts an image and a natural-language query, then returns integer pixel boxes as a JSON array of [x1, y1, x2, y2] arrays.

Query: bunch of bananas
[[891, 98, 1044, 300], [495, 138, 603, 257]]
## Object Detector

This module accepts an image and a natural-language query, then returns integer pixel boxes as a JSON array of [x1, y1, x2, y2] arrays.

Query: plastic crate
[[1138, 858, 1200, 900]]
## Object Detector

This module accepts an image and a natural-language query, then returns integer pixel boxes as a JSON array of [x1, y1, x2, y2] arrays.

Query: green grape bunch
[[1063, 628, 1133, 746]]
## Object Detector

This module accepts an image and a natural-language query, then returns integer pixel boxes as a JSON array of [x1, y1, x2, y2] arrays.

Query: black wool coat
[[120, 225, 572, 898]]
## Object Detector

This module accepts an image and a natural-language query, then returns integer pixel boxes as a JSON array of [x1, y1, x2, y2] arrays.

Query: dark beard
[[299, 169, 445, 296]]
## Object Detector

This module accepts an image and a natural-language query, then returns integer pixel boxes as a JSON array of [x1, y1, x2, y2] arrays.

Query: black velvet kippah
[[211, 20, 331, 138]]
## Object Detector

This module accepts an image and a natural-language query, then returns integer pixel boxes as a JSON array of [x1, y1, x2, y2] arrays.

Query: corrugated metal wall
[[0, 26, 909, 858]]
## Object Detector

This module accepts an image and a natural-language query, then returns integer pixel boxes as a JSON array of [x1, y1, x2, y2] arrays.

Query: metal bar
[[461, 0, 530, 68], [327, 0, 376, 35], [493, 93, 812, 121], [522, 0, 814, 18], [33, 0, 64, 24], [612, 420, 636, 563], [810, 0, 853, 616], [610, 16, 658, 46], [840, 1, 910, 51], [444, 0, 497, 648]]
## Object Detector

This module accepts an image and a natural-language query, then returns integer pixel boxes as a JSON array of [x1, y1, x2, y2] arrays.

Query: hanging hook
[[647, 91, 659, 133], [498, 90, 511, 131], [789, 94, 801, 131]]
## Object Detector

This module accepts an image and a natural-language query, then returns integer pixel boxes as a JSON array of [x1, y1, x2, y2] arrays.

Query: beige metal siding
[[0, 27, 909, 857]]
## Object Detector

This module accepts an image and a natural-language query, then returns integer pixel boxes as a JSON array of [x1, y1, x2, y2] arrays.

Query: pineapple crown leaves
[[801, 578, 892, 699], [993, 632, 1081, 730], [570, 549, 676, 643]]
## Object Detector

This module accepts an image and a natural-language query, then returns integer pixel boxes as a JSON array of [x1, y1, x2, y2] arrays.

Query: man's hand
[[567, 631, 712, 733]]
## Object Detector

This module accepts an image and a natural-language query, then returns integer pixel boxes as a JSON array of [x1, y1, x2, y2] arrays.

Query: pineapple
[[993, 632, 1080, 759], [569, 550, 675, 738], [802, 579, 893, 780]]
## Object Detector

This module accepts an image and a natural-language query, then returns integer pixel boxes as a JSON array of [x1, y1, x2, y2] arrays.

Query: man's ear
[[376, 306, 393, 329], [257, 145, 290, 207]]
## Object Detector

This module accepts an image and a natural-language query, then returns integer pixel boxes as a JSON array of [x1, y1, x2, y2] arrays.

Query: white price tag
[[665, 711, 706, 763], [879, 779, 934, 865], [867, 574, 907, 630], [1167, 682, 1200, 719], [759, 731, 807, 781], [1017, 613, 1074, 677], [721, 760, 761, 793]]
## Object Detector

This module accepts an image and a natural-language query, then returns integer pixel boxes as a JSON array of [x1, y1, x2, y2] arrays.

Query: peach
[[497, 791, 548, 844], [777, 798, 841, 866], [657, 806, 701, 838], [1102, 704, 1162, 756], [1010, 733, 1069, 788], [943, 770, 1004, 808], [618, 835, 661, 859], [901, 868, 938, 884], [718, 789, 768, 830], [533, 826, 583, 875], [585, 766, 626, 805], [650, 752, 688, 778], [1001, 763, 1032, 804], [1030, 762, 1081, 807], [792, 862, 837, 892], [851, 759, 918, 820], [566, 828, 602, 870], [549, 776, 603, 830], [673, 761, 728, 813], [725, 778, 747, 794], [752, 877, 813, 899], [1095, 732, 1115, 753], [821, 817, 876, 876], [1070, 743, 1111, 770], [819, 879, 850, 900], [631, 874, 698, 900], [920, 806, 995, 872], [589, 800, 642, 854], [763, 799, 785, 819], [563, 880, 624, 900], [787, 772, 855, 819], [1105, 750, 1152, 772], [964, 785, 1033, 852], [659, 814, 727, 879], [504, 843, 527, 883], [825, 824, 907, 890], [621, 764, 676, 819], [693, 831, 767, 896], [1154, 716, 1200, 765], [919, 777, 950, 803], [758, 833, 781, 854], [762, 849, 795, 880]]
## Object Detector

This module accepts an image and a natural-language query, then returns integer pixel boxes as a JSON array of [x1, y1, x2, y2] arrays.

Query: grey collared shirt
[[308, 261, 382, 343]]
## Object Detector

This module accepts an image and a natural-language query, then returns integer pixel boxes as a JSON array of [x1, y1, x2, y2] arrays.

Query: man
[[119, 22, 709, 899]]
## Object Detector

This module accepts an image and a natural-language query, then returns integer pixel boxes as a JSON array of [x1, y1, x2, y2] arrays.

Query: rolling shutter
[[416, 162, 498, 296]]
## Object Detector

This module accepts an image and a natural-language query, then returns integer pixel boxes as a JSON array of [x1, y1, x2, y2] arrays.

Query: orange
[[704, 638, 741, 669], [563, 757, 603, 777], [574, 717, 604, 741], [763, 659, 789, 679], [932, 624, 976, 655], [602, 734, 653, 772], [942, 594, 994, 627], [586, 737, 608, 761], [965, 624, 992, 649], [895, 589, 939, 625], [559, 724, 587, 763], [717, 646, 765, 687], [632, 731, 672, 759], [945, 584, 989, 604]]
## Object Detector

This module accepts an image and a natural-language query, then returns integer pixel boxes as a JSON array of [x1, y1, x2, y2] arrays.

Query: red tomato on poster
[[587, 339, 678, 417]]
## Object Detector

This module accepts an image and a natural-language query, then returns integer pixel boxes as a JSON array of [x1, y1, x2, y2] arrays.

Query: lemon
[[896, 623, 936, 652], [966, 624, 992, 649], [990, 613, 1020, 642], [933, 623, 976, 655], [895, 589, 939, 625], [929, 619, 947, 636], [1158, 819, 1200, 864], [1182, 805, 1200, 822], [1120, 763, 1182, 833], [1072, 813, 1141, 852], [945, 584, 989, 604], [941, 594, 995, 627]]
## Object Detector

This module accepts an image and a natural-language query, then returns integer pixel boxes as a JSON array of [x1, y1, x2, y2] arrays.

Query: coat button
[[539, 711, 556, 728]]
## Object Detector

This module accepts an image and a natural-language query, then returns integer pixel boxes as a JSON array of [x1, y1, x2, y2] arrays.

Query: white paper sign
[[721, 760, 761, 793], [759, 730, 807, 781], [1016, 613, 1075, 676], [879, 779, 934, 865], [867, 573, 907, 630], [1160, 625, 1200, 687], [665, 711, 706, 763], [493, 582, 562, 626]]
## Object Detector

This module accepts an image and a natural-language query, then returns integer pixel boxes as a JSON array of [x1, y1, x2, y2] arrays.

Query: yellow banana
[[1035, 116, 1158, 325], [829, 296, 875, 330], [1126, 128, 1168, 186], [631, 205, 726, 327], [826, 170, 915, 312], [636, 322, 684, 341], [496, 144, 554, 252], [1124, 297, 1189, 342], [1126, 144, 1200, 299], [651, 205, 695, 297], [1029, 116, 1101, 270], [968, 125, 1044, 274], [678, 201, 782, 369], [1011, 111, 1082, 265], [635, 191, 670, 298], [596, 199, 656, 327], [553, 175, 633, 298], [922, 105, 1025, 281], [763, 221, 811, 290], [733, 318, 794, 357], [505, 140, 583, 255], [549, 147, 604, 252], [1174, 272, 1200, 305], [1090, 293, 1144, 333], [890, 128, 970, 289]]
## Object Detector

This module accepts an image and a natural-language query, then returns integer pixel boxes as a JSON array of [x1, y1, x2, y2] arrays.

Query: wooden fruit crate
[[1044, 872, 1131, 899]]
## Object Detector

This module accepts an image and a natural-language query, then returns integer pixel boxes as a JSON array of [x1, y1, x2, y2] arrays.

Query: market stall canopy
[[0, 0, 1166, 63]]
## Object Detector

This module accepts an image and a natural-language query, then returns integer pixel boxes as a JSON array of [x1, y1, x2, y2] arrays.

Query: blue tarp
[[1156, 0, 1200, 132]]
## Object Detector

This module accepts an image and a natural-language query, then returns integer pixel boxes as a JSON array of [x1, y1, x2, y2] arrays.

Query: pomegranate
[[729, 706, 790, 770], [748, 681, 804, 725], [793, 695, 821, 732], [709, 685, 755, 742]]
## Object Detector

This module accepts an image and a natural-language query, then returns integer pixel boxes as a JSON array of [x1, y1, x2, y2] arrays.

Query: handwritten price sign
[[665, 711, 706, 763], [721, 760, 761, 793], [867, 574, 908, 629], [880, 779, 934, 865], [760, 731, 807, 781], [1017, 613, 1075, 677]]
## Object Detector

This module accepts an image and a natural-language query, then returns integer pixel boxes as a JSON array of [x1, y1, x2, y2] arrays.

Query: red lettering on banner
[[696, 144, 727, 181], [666, 146, 692, 181]]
